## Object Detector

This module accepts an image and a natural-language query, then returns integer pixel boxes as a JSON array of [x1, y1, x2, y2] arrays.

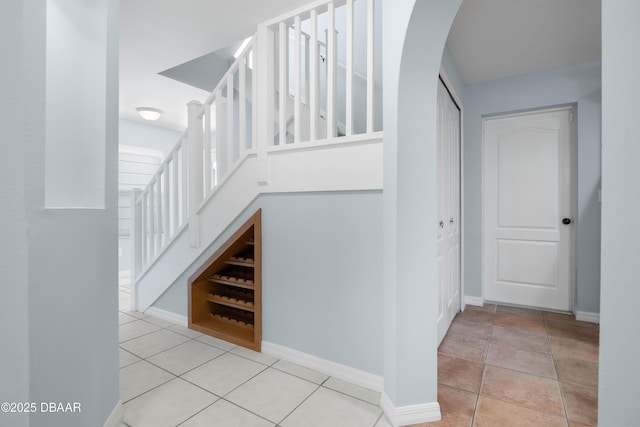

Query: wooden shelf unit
[[188, 209, 262, 351]]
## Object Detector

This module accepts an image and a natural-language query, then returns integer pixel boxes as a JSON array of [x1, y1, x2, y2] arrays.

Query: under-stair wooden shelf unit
[[189, 209, 262, 351]]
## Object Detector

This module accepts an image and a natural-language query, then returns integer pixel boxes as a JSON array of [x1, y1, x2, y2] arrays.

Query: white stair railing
[[132, 0, 381, 282], [267, 0, 379, 146], [131, 132, 188, 277]]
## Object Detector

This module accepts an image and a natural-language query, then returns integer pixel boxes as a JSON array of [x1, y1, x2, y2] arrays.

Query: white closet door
[[437, 79, 461, 345]]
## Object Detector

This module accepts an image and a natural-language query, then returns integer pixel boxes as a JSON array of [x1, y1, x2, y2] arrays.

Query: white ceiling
[[119, 0, 601, 131], [447, 0, 601, 85], [119, 0, 312, 130]]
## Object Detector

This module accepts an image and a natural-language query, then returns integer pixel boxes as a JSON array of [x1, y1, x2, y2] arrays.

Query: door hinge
[[568, 111, 575, 123]]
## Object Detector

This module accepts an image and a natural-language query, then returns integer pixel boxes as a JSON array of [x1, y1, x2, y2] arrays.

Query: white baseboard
[[103, 400, 123, 427], [261, 341, 383, 392], [380, 391, 441, 427], [144, 307, 188, 327], [575, 311, 600, 324], [464, 295, 484, 307]]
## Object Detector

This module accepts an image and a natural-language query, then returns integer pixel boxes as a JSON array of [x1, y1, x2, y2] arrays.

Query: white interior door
[[437, 79, 461, 344], [483, 108, 574, 311]]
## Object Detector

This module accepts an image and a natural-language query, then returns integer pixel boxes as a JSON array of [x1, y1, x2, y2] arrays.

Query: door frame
[[481, 104, 577, 311], [438, 68, 465, 313]]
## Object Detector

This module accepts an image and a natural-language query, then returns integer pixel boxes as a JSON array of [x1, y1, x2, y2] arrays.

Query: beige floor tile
[[496, 305, 543, 319], [439, 333, 489, 363], [545, 321, 600, 342], [480, 365, 565, 417], [486, 343, 556, 379], [465, 303, 496, 313], [448, 318, 492, 340], [555, 358, 599, 388], [549, 336, 599, 363], [456, 310, 494, 325], [493, 312, 546, 335], [473, 395, 567, 427], [491, 325, 550, 353], [437, 353, 485, 393], [430, 384, 477, 427], [561, 382, 598, 426]]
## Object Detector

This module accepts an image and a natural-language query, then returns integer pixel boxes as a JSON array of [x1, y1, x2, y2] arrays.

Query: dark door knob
[[562, 218, 572, 225]]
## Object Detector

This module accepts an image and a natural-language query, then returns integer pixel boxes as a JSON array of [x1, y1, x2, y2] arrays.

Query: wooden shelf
[[209, 275, 255, 290], [226, 257, 255, 267], [191, 317, 254, 347], [208, 293, 255, 311], [189, 209, 262, 352]]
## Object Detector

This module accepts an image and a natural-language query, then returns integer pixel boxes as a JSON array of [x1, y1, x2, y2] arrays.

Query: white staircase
[[130, 0, 382, 312]]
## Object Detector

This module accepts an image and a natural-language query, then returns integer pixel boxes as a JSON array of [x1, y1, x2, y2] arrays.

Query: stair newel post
[[255, 23, 275, 184], [187, 100, 204, 248]]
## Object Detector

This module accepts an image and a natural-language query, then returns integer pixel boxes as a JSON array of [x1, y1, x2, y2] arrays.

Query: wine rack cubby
[[188, 209, 261, 351]]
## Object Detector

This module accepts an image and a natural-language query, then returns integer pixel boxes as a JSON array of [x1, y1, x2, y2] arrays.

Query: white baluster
[[131, 188, 142, 280], [226, 73, 234, 171], [346, 0, 354, 137], [172, 149, 179, 233], [239, 55, 247, 158], [187, 100, 203, 248], [149, 180, 156, 258], [251, 45, 257, 150], [367, 0, 375, 134], [327, 3, 336, 138], [156, 170, 163, 253], [279, 22, 288, 145], [294, 15, 301, 144], [204, 105, 212, 196], [180, 137, 188, 229], [162, 163, 170, 246], [309, 9, 318, 142], [141, 190, 147, 268]]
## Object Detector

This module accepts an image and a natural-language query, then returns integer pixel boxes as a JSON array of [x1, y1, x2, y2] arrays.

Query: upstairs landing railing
[[131, 0, 381, 279]]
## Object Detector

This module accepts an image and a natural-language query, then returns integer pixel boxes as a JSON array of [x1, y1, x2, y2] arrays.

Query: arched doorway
[[381, 0, 462, 424]]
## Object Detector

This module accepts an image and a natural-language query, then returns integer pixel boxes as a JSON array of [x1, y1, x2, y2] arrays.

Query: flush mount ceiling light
[[136, 107, 163, 121]]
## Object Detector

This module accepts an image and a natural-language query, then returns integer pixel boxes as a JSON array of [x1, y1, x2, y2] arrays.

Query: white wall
[[463, 61, 602, 313], [119, 118, 183, 158], [0, 2, 120, 426], [599, 1, 640, 424]]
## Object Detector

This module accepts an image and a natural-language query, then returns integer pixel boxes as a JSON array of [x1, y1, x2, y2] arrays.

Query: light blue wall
[[383, 0, 462, 407], [119, 119, 183, 158], [0, 1, 120, 426], [45, 0, 108, 208], [599, 1, 640, 424], [153, 191, 384, 375], [462, 61, 602, 313], [0, 2, 30, 425]]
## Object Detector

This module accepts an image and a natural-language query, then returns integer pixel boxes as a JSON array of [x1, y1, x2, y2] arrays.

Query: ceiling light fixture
[[136, 107, 163, 121]]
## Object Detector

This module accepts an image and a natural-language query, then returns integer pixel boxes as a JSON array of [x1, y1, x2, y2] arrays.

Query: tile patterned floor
[[118, 287, 390, 427], [412, 303, 600, 427], [119, 285, 599, 426]]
